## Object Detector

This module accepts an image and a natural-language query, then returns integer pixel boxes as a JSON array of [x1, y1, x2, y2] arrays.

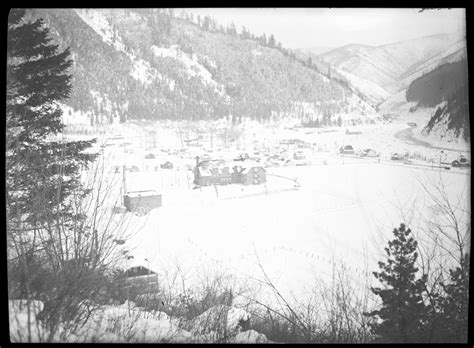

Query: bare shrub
[[243, 246, 375, 343], [7, 152, 144, 341]]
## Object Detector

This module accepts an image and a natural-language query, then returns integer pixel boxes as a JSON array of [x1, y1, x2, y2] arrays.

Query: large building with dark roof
[[194, 157, 266, 187]]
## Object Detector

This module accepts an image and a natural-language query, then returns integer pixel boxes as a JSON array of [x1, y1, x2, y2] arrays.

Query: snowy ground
[[9, 299, 267, 343], [12, 113, 467, 342], [62, 115, 470, 309], [116, 157, 470, 306]]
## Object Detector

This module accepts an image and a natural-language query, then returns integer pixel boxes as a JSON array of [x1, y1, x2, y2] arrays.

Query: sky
[[182, 8, 466, 52]]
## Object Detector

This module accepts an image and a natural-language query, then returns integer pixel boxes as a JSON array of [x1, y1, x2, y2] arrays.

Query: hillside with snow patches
[[320, 44, 405, 95], [334, 68, 392, 105], [25, 8, 377, 127], [415, 60, 469, 141], [319, 33, 466, 96], [318, 32, 468, 143], [23, 8, 468, 144], [399, 38, 467, 89], [378, 69, 469, 147]]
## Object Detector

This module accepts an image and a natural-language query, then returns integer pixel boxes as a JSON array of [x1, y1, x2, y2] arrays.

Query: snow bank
[[82, 301, 194, 343], [9, 300, 46, 342], [185, 305, 251, 336], [9, 298, 270, 343], [231, 329, 273, 343]]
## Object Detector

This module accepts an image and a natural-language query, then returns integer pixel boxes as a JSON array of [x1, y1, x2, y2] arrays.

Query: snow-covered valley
[[63, 115, 470, 306], [8, 8, 469, 344], [12, 114, 468, 342]]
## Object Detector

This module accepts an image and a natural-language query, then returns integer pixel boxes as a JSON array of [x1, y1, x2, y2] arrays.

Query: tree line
[[175, 9, 370, 106]]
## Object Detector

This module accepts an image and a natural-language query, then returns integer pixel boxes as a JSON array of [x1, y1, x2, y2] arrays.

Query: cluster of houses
[[193, 156, 266, 187]]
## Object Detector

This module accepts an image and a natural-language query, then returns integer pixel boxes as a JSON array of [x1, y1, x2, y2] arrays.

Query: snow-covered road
[[395, 126, 470, 152]]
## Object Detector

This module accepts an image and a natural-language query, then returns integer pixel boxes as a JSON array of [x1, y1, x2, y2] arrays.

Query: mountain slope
[[407, 59, 469, 140], [332, 69, 391, 106], [303, 45, 335, 56], [293, 49, 386, 106], [319, 33, 465, 95], [399, 39, 467, 89], [406, 59, 468, 107], [23, 8, 377, 126], [423, 89, 469, 141], [320, 44, 403, 94]]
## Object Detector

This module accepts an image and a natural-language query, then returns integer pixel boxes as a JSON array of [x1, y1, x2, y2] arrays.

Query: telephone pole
[[122, 165, 127, 204]]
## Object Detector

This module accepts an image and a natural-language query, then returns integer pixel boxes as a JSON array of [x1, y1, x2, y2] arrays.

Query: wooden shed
[[124, 265, 160, 301], [124, 190, 162, 214]]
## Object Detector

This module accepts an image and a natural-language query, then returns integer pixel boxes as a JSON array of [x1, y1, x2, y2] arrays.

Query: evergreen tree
[[364, 224, 431, 343], [202, 15, 211, 31], [268, 34, 276, 47], [241, 26, 250, 39], [327, 111, 332, 126], [7, 7, 98, 316], [226, 22, 237, 36], [322, 111, 329, 126], [211, 18, 218, 31], [436, 254, 470, 342]]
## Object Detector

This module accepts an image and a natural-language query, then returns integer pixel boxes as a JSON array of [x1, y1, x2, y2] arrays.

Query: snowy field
[[67, 116, 470, 307], [116, 160, 470, 305]]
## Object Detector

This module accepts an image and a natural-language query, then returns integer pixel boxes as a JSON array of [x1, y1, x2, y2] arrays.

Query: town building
[[194, 156, 266, 186], [123, 190, 162, 214]]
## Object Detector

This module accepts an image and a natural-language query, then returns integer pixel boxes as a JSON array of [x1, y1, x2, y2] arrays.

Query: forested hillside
[[399, 39, 466, 89], [405, 59, 468, 107], [422, 79, 469, 140], [424, 86, 470, 140], [24, 8, 376, 126], [405, 59, 469, 140]]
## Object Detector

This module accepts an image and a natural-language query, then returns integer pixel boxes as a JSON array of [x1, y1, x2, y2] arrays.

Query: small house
[[193, 156, 266, 187], [294, 151, 305, 160], [124, 265, 160, 302], [124, 190, 162, 213], [345, 129, 362, 135], [196, 165, 213, 186], [339, 145, 355, 154]]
